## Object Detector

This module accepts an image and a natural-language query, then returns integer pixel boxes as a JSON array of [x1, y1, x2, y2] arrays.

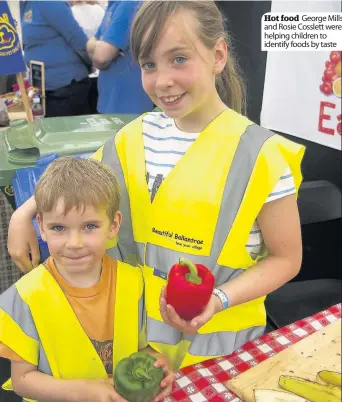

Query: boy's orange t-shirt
[[0, 254, 117, 375]]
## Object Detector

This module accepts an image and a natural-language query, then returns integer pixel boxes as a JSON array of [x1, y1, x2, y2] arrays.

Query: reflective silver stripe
[[211, 124, 274, 258], [146, 317, 182, 345], [146, 247, 243, 286], [102, 139, 142, 265], [147, 316, 264, 357], [106, 246, 124, 262], [137, 242, 145, 267], [38, 343, 52, 376], [188, 325, 264, 356], [138, 294, 144, 333], [0, 285, 38, 341]]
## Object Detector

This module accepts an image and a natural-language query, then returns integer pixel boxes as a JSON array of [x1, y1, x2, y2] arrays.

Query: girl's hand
[[152, 354, 175, 402], [159, 287, 222, 335], [7, 209, 40, 273]]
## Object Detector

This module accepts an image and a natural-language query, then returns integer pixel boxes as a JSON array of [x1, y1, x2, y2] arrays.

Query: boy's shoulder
[[0, 263, 47, 306]]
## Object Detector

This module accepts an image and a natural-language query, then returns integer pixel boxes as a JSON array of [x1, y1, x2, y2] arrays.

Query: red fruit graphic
[[330, 51, 341, 65], [322, 75, 331, 82], [319, 53, 341, 96], [324, 68, 336, 81], [320, 82, 333, 95]]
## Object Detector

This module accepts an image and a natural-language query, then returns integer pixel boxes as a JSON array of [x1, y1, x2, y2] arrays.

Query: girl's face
[[139, 11, 227, 131]]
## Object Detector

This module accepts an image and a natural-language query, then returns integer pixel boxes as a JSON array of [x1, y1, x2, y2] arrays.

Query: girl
[[8, 1, 305, 371]]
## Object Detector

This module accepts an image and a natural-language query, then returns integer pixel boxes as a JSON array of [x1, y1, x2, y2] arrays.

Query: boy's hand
[[152, 354, 174, 402], [160, 287, 222, 335], [82, 378, 128, 402]]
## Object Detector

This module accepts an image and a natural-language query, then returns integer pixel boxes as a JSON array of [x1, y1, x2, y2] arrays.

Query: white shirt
[[71, 4, 105, 38], [143, 112, 296, 258], [71, 4, 105, 78]]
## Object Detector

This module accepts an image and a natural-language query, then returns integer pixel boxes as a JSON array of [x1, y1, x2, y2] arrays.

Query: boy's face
[[37, 198, 120, 277]]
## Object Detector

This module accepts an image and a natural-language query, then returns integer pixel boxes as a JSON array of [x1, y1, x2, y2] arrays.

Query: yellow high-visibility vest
[[0, 260, 145, 401], [95, 109, 305, 369]]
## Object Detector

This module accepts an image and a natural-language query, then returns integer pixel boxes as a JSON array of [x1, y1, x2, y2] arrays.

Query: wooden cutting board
[[225, 319, 341, 402]]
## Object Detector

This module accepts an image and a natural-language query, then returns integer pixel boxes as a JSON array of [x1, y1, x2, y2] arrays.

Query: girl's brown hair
[[131, 1, 246, 114]]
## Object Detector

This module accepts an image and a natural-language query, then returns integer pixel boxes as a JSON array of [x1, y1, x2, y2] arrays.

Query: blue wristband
[[212, 288, 229, 310]]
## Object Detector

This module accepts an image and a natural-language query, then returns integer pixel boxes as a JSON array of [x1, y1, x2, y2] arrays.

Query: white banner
[[261, 1, 341, 150]]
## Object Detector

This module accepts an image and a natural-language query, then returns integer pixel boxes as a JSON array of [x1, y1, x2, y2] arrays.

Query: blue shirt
[[20, 1, 89, 91], [95, 1, 153, 114]]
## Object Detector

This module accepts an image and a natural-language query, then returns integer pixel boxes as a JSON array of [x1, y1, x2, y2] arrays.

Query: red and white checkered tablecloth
[[168, 303, 341, 402]]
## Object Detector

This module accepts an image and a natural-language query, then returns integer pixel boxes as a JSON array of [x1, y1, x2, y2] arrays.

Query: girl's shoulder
[[142, 111, 171, 126]]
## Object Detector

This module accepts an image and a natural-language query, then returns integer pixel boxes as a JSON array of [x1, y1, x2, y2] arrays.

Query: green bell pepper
[[114, 352, 164, 402]]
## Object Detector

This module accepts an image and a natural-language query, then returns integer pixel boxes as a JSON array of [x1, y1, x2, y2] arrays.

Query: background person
[[86, 1, 153, 114], [20, 1, 91, 117], [70, 0, 105, 114]]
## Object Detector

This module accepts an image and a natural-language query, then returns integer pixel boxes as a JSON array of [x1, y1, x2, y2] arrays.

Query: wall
[[217, 1, 341, 189]]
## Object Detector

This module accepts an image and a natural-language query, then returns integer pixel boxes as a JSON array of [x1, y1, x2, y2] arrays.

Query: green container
[[0, 114, 138, 187]]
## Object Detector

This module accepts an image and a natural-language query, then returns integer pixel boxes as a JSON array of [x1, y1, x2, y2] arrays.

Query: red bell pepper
[[165, 258, 215, 321]]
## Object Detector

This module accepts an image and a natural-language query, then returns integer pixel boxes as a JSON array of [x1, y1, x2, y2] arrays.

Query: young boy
[[0, 157, 173, 402]]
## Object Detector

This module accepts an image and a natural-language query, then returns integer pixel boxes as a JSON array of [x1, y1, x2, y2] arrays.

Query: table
[[0, 111, 27, 128], [168, 303, 341, 402], [8, 111, 27, 121]]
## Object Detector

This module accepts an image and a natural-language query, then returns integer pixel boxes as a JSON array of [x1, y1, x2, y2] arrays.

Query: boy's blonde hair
[[131, 1, 246, 115], [35, 157, 120, 221]]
